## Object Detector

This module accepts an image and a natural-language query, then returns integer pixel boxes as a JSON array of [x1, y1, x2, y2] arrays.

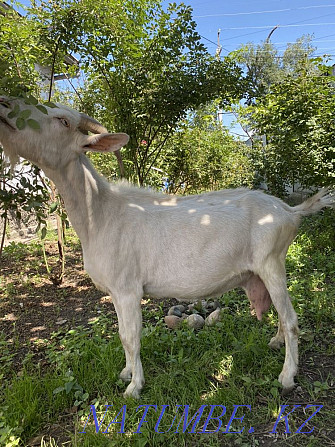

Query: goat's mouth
[[0, 115, 16, 131]]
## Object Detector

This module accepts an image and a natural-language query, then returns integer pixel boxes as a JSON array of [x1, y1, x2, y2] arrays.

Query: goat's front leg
[[119, 350, 132, 383], [113, 293, 144, 399]]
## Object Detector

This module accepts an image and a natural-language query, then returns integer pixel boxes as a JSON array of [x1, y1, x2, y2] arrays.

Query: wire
[[194, 4, 335, 18], [314, 32, 335, 39], [195, 8, 335, 56], [219, 11, 335, 42], [220, 22, 335, 31], [199, 35, 218, 46], [271, 39, 335, 45], [199, 34, 231, 52]]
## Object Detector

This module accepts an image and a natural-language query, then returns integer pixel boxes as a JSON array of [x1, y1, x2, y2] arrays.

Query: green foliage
[[0, 4, 44, 98], [0, 409, 21, 447], [228, 39, 334, 195], [0, 1, 62, 252], [158, 104, 255, 193], [230, 35, 317, 103], [0, 2, 67, 262], [53, 369, 90, 408], [0, 149, 49, 232], [29, 0, 243, 184], [250, 63, 335, 195]]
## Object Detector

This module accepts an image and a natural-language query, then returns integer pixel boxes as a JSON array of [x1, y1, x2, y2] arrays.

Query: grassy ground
[[0, 211, 334, 447]]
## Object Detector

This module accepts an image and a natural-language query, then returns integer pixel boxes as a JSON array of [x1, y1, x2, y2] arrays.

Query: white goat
[[0, 96, 334, 398]]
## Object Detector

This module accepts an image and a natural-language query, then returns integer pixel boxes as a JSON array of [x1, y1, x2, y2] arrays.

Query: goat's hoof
[[281, 384, 296, 396], [123, 383, 141, 399], [268, 337, 284, 350], [119, 368, 132, 382], [278, 372, 296, 395]]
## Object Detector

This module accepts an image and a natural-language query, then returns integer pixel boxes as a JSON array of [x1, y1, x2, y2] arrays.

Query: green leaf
[[16, 117, 26, 130], [65, 381, 74, 394], [20, 109, 31, 119], [53, 386, 65, 394], [41, 227, 47, 240], [49, 202, 58, 213], [27, 119, 40, 130], [44, 102, 58, 108], [7, 104, 20, 119], [7, 111, 17, 119], [24, 95, 38, 106], [36, 105, 48, 115]]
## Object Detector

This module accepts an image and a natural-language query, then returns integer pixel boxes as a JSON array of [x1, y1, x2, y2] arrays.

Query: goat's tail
[[292, 188, 335, 216]]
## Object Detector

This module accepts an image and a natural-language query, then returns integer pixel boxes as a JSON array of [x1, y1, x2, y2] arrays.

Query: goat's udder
[[244, 274, 272, 320]]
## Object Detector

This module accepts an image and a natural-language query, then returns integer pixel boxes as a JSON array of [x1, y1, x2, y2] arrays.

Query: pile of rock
[[164, 300, 224, 330]]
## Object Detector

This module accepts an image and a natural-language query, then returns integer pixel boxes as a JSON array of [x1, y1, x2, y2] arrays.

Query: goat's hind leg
[[113, 293, 144, 399], [260, 263, 299, 394], [268, 317, 285, 350]]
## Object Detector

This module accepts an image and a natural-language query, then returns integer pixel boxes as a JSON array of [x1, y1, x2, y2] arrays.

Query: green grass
[[0, 211, 334, 446]]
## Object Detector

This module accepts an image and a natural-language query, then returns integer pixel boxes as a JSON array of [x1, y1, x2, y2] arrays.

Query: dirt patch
[[0, 238, 177, 363]]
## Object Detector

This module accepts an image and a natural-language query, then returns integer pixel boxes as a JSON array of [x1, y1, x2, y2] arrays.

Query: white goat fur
[[0, 97, 334, 398]]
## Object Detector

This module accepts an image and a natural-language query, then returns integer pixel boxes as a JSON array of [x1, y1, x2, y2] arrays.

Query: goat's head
[[0, 96, 129, 171]]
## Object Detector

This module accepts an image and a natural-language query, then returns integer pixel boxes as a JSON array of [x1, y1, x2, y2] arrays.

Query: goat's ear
[[83, 133, 129, 153]]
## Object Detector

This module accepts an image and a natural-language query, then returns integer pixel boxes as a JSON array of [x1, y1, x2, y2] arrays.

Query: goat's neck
[[45, 154, 116, 247]]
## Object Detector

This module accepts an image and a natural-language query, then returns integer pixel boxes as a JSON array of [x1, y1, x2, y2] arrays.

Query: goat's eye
[[58, 118, 70, 128]]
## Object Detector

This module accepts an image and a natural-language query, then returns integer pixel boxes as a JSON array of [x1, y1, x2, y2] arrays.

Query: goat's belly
[[144, 271, 252, 301]]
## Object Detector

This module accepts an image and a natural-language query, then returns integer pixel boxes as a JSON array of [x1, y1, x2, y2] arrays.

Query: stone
[[186, 313, 205, 330], [207, 300, 220, 311], [167, 306, 183, 317], [175, 304, 186, 312], [164, 315, 182, 329], [205, 308, 222, 326]]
